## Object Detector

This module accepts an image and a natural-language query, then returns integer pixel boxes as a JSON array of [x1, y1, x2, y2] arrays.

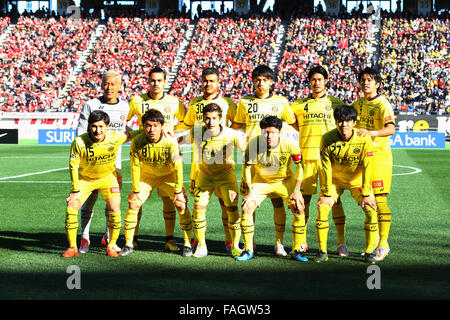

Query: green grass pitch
[[0, 143, 449, 301]]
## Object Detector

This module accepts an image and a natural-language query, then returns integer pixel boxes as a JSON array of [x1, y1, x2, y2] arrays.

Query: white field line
[[0, 163, 420, 183]]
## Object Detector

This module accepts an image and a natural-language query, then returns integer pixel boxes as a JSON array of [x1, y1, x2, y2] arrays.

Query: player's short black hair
[[142, 109, 165, 126], [260, 116, 282, 131], [252, 65, 275, 81], [308, 65, 328, 80], [88, 110, 110, 125], [333, 104, 358, 122], [149, 66, 166, 80], [358, 67, 382, 86], [203, 103, 223, 118], [201, 67, 219, 79]]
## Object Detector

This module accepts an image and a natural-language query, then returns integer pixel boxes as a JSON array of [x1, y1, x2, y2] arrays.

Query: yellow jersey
[[353, 94, 395, 154], [187, 125, 246, 176], [244, 134, 302, 184], [320, 128, 374, 196], [291, 94, 343, 160], [184, 94, 237, 127], [129, 133, 183, 193], [234, 94, 296, 139], [128, 93, 185, 133], [69, 130, 138, 192]]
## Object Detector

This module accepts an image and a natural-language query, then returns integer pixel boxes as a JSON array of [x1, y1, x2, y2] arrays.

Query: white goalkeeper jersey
[[77, 96, 130, 135]]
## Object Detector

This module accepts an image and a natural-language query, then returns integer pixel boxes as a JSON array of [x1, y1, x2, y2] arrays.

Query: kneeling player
[[62, 110, 141, 258], [120, 109, 193, 257], [315, 104, 378, 264], [182, 103, 246, 258], [237, 116, 307, 262]]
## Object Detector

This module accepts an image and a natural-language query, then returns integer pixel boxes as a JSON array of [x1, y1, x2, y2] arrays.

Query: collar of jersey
[[202, 92, 221, 101]]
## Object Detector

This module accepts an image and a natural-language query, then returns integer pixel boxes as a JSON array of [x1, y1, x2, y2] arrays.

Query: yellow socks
[[291, 213, 306, 252], [227, 208, 241, 249], [124, 208, 139, 247], [241, 214, 255, 252], [178, 207, 193, 247], [376, 196, 391, 248], [273, 206, 286, 244], [363, 206, 379, 253], [162, 197, 176, 239], [332, 201, 346, 245], [192, 208, 207, 248], [65, 207, 79, 248], [107, 210, 121, 248], [315, 204, 331, 253]]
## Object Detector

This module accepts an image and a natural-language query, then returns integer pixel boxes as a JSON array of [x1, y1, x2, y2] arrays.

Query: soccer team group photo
[[0, 0, 449, 302]]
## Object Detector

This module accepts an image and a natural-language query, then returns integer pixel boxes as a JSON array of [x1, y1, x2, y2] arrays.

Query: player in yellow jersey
[[62, 110, 141, 258], [182, 67, 239, 253], [120, 109, 193, 257], [315, 104, 378, 264], [231, 65, 297, 256], [290, 65, 349, 256], [182, 103, 246, 258], [236, 116, 307, 262], [127, 67, 186, 253], [353, 67, 395, 261]]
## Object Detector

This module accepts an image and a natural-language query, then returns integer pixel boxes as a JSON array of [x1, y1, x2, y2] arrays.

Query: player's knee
[[67, 199, 82, 211], [128, 198, 141, 210], [242, 200, 256, 216]]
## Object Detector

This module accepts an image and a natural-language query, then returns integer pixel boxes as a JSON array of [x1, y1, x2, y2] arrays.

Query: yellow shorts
[[371, 150, 392, 195], [194, 170, 238, 207], [247, 178, 296, 208], [300, 160, 320, 195], [240, 165, 279, 199], [136, 174, 179, 204], [78, 172, 121, 204], [320, 184, 374, 205]]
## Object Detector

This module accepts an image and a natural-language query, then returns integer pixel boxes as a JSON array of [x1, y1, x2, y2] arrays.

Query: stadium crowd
[[169, 14, 279, 104], [0, 16, 97, 112], [275, 15, 373, 104], [61, 17, 190, 112], [379, 14, 450, 115], [0, 8, 448, 115]]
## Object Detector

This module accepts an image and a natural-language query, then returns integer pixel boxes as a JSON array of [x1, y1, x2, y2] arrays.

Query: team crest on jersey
[[369, 110, 375, 116], [279, 155, 286, 163], [353, 148, 361, 154], [120, 115, 126, 121], [272, 106, 278, 112], [108, 146, 114, 152], [325, 103, 332, 111], [165, 106, 171, 113]]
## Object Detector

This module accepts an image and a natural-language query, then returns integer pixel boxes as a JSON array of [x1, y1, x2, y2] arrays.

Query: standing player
[[127, 67, 186, 253], [182, 103, 246, 258], [76, 70, 129, 254], [353, 67, 395, 261], [182, 67, 239, 253], [315, 104, 378, 264], [290, 65, 349, 256], [120, 109, 193, 257], [236, 116, 307, 262], [231, 65, 297, 256], [62, 110, 141, 258]]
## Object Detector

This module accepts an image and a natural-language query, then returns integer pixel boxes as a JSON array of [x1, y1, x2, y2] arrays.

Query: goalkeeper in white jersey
[[76, 70, 130, 254]]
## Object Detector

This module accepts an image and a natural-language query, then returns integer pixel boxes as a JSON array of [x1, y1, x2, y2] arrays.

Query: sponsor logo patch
[[372, 180, 384, 188]]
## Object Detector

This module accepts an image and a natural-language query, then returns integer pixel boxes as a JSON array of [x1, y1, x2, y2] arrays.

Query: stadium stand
[[168, 14, 280, 104], [60, 17, 190, 112], [275, 15, 373, 103], [0, 7, 448, 114], [0, 16, 97, 112], [379, 14, 450, 115]]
